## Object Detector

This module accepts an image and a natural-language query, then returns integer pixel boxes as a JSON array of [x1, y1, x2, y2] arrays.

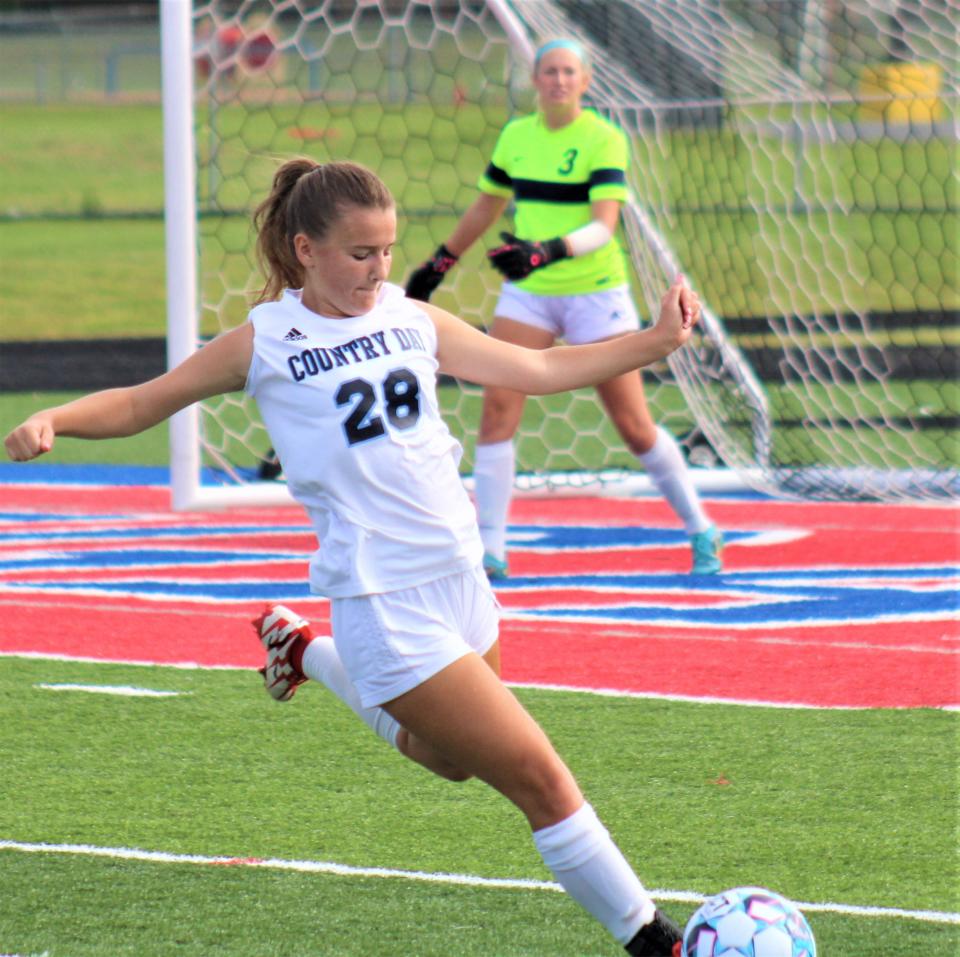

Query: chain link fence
[[0, 4, 160, 103]]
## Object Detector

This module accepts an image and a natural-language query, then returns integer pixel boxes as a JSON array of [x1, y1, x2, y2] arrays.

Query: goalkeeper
[[406, 38, 722, 578]]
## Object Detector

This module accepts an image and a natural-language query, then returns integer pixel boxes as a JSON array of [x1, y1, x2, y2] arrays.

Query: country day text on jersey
[[287, 326, 428, 382]]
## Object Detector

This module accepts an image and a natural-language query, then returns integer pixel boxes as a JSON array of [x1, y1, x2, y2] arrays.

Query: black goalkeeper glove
[[404, 244, 459, 301], [487, 231, 569, 281]]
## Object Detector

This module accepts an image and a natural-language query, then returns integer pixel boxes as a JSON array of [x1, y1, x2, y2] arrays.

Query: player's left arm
[[553, 122, 628, 258], [486, 198, 619, 282], [565, 197, 620, 254]]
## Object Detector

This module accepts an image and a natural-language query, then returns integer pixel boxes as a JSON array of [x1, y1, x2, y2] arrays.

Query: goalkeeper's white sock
[[637, 427, 711, 535], [533, 802, 656, 945], [301, 638, 401, 749], [473, 439, 515, 561]]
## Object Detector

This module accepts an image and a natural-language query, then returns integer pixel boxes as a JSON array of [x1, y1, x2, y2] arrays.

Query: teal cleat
[[689, 525, 723, 575], [482, 552, 509, 581]]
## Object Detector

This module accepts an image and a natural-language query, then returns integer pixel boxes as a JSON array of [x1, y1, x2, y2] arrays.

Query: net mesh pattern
[[190, 0, 958, 500]]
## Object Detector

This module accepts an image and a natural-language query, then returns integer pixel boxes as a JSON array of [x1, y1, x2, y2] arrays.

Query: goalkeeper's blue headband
[[534, 38, 589, 68]]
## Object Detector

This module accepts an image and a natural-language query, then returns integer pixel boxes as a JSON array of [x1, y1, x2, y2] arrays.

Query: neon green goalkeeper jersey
[[478, 108, 629, 296]]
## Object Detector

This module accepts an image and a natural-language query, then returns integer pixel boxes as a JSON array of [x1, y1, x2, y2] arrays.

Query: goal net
[[161, 0, 958, 509]]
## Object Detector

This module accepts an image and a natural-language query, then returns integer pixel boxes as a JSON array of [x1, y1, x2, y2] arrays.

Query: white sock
[[473, 439, 515, 561], [533, 802, 656, 945], [638, 427, 711, 535], [301, 638, 401, 749]]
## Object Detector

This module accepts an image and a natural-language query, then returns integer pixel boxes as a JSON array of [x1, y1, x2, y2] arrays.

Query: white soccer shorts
[[330, 566, 500, 708], [494, 283, 640, 344]]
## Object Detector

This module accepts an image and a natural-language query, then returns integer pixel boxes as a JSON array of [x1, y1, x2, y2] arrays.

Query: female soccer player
[[406, 38, 722, 580], [5, 158, 696, 957]]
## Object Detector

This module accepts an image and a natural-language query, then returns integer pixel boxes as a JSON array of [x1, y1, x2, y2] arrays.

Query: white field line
[[507, 681, 852, 710], [0, 839, 956, 926], [4, 651, 959, 711], [3, 650, 241, 671], [33, 683, 187, 698]]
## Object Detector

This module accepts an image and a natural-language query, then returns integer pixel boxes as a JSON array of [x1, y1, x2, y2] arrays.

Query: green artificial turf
[[1, 658, 957, 956]]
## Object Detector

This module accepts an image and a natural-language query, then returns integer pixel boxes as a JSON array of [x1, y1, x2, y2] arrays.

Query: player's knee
[[418, 744, 474, 782], [613, 416, 658, 455], [399, 729, 474, 782], [479, 395, 523, 442], [508, 754, 581, 824], [425, 752, 473, 782], [437, 764, 474, 783]]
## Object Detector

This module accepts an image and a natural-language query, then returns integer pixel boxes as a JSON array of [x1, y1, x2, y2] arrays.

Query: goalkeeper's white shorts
[[330, 565, 500, 708], [494, 282, 640, 345]]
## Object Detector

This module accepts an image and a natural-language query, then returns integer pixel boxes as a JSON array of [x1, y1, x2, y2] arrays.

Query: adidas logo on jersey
[[283, 327, 307, 342]]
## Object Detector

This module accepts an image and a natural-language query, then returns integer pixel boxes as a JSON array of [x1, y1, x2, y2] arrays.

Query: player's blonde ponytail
[[253, 158, 394, 304]]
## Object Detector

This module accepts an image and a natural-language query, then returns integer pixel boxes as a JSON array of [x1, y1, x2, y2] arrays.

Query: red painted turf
[[2, 483, 957, 709]]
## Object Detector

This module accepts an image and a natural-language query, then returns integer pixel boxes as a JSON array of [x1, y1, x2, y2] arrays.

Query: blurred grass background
[[0, 6, 955, 480], [1, 99, 956, 341]]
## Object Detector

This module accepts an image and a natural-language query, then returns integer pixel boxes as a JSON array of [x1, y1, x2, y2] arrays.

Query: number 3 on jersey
[[335, 368, 421, 446]]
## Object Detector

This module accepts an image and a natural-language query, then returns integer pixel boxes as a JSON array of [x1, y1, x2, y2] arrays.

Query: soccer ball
[[683, 886, 816, 956]]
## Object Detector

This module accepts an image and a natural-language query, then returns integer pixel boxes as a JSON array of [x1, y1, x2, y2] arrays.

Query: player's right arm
[[405, 121, 516, 302], [444, 192, 511, 258], [4, 324, 253, 462]]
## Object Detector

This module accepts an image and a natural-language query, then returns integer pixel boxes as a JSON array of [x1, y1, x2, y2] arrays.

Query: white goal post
[[161, 0, 958, 510], [162, 0, 291, 509]]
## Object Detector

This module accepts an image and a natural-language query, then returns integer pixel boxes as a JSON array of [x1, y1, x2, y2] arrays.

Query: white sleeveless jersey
[[245, 282, 483, 597]]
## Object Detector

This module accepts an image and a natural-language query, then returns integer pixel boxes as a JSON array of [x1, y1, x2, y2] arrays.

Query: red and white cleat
[[253, 604, 311, 702]]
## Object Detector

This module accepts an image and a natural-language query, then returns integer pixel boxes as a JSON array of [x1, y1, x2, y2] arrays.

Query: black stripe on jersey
[[512, 168, 626, 204], [484, 162, 512, 188], [589, 167, 627, 187], [513, 178, 590, 203]]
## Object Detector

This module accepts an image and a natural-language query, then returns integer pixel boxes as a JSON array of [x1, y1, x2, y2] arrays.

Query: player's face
[[296, 204, 396, 318], [533, 48, 590, 112]]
